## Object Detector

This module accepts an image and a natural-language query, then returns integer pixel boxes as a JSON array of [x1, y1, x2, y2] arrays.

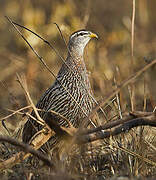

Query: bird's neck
[[67, 51, 87, 73], [66, 43, 87, 71], [68, 43, 85, 57]]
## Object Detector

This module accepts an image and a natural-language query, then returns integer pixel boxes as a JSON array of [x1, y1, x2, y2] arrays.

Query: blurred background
[[0, 0, 156, 133]]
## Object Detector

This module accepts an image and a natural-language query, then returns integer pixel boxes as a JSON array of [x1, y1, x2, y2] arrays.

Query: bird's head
[[68, 30, 98, 56]]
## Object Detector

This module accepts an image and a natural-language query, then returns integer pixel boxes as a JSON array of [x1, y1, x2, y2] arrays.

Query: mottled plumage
[[22, 30, 98, 144]]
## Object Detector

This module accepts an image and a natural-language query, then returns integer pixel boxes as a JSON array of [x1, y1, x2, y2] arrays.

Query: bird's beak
[[89, 32, 98, 39]]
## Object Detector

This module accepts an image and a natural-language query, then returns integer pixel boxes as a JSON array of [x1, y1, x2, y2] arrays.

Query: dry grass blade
[[7, 108, 39, 123], [112, 143, 156, 167], [36, 108, 73, 128], [132, 128, 156, 152], [113, 76, 123, 119], [6, 107, 46, 129], [131, 0, 136, 57], [0, 105, 31, 121], [129, 0, 136, 112], [16, 74, 44, 126]]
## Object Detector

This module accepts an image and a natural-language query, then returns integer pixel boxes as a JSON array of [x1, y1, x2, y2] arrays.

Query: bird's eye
[[79, 33, 83, 36]]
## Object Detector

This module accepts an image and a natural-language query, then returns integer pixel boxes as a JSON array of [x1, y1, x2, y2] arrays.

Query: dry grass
[[0, 1, 156, 179]]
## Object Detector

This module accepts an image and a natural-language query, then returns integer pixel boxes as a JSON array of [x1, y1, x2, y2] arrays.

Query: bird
[[22, 30, 98, 149]]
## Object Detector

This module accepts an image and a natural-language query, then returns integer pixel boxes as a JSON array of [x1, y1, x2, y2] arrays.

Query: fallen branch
[[77, 111, 156, 144], [0, 135, 54, 167]]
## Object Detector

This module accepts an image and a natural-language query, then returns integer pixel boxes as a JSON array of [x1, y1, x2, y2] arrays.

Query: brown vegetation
[[0, 0, 156, 179]]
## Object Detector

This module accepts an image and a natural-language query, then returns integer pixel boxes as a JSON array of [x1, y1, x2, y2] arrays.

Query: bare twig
[[114, 76, 123, 119], [16, 74, 44, 126], [143, 77, 147, 111]]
